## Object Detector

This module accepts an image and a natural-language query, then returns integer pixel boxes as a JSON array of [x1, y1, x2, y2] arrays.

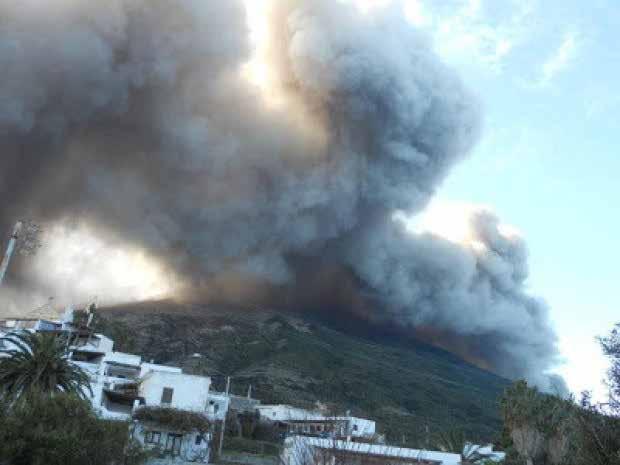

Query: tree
[[568, 393, 620, 465], [500, 380, 620, 465], [493, 323, 620, 465], [598, 323, 620, 413], [0, 392, 147, 465], [0, 331, 92, 404], [500, 381, 574, 465]]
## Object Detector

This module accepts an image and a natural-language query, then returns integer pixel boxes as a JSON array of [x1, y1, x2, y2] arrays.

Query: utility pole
[[217, 376, 231, 458], [0, 221, 23, 287]]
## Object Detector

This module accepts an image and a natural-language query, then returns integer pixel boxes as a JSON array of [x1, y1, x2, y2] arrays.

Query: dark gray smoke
[[0, 0, 563, 391]]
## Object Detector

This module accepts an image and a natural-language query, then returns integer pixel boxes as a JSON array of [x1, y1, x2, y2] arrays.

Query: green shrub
[[133, 406, 210, 433], [0, 393, 147, 465], [223, 437, 281, 456]]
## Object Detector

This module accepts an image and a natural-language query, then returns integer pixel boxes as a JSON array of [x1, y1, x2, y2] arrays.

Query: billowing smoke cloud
[[344, 209, 565, 392], [0, 0, 562, 390]]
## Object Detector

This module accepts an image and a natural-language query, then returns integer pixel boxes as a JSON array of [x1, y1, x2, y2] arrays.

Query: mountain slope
[[97, 300, 509, 445]]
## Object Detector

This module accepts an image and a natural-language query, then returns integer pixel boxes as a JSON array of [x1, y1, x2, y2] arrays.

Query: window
[[161, 387, 174, 404], [353, 424, 358, 431], [208, 400, 220, 413], [145, 431, 161, 444], [195, 435, 203, 445], [165, 433, 183, 456]]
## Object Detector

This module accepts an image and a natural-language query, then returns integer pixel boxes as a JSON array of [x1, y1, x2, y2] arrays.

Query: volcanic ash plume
[[0, 0, 563, 391]]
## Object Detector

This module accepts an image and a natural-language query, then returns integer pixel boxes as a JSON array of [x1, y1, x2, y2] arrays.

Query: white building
[[206, 391, 231, 421], [0, 311, 230, 463], [465, 444, 506, 463], [282, 436, 462, 465], [256, 405, 376, 439], [130, 410, 213, 464]]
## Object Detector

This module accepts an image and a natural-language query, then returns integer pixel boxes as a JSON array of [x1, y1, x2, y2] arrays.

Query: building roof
[[104, 351, 142, 366], [257, 405, 374, 424], [140, 369, 211, 384], [286, 436, 461, 465]]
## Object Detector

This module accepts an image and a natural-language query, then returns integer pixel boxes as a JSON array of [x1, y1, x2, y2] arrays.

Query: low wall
[[220, 452, 278, 465]]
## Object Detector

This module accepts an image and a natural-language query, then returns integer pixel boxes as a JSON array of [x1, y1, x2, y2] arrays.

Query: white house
[[0, 310, 231, 463], [256, 405, 376, 439], [206, 391, 231, 421], [282, 436, 462, 465], [141, 371, 211, 411], [130, 409, 213, 464]]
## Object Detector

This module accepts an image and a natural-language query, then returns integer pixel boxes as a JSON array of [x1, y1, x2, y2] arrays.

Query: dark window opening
[[161, 387, 174, 404], [145, 431, 161, 444], [165, 433, 183, 455]]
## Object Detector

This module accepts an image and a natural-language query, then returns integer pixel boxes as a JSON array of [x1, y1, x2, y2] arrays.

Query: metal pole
[[0, 221, 23, 287], [217, 376, 231, 458]]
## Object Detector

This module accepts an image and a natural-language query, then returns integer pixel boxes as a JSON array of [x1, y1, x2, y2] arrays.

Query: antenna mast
[[0, 221, 23, 287]]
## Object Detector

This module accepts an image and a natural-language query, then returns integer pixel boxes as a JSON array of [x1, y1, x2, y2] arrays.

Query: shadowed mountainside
[[97, 300, 509, 445]]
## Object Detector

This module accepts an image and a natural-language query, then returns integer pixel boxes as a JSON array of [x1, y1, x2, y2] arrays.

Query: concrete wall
[[140, 371, 211, 412], [133, 423, 211, 464], [257, 405, 323, 422], [206, 392, 230, 421], [105, 351, 142, 366], [229, 395, 261, 413], [348, 418, 376, 438], [140, 362, 183, 377], [93, 334, 114, 353], [256, 406, 375, 438]]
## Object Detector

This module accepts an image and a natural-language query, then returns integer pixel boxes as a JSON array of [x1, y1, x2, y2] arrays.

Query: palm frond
[[0, 330, 93, 404]]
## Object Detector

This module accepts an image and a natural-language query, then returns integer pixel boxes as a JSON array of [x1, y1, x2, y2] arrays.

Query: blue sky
[[391, 0, 620, 399]]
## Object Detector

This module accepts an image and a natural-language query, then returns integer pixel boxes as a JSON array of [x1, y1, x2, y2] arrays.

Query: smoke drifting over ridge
[[0, 0, 563, 390]]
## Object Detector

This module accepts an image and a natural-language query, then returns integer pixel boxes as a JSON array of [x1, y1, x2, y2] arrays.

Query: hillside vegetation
[[98, 300, 509, 446]]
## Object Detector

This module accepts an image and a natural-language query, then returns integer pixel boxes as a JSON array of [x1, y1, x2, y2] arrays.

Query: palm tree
[[0, 330, 92, 403]]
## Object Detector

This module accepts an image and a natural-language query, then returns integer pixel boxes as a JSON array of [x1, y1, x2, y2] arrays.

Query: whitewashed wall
[[140, 371, 211, 412]]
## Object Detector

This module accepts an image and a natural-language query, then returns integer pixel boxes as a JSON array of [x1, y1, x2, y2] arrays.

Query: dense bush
[[133, 406, 210, 433], [0, 393, 147, 465], [223, 436, 281, 456]]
